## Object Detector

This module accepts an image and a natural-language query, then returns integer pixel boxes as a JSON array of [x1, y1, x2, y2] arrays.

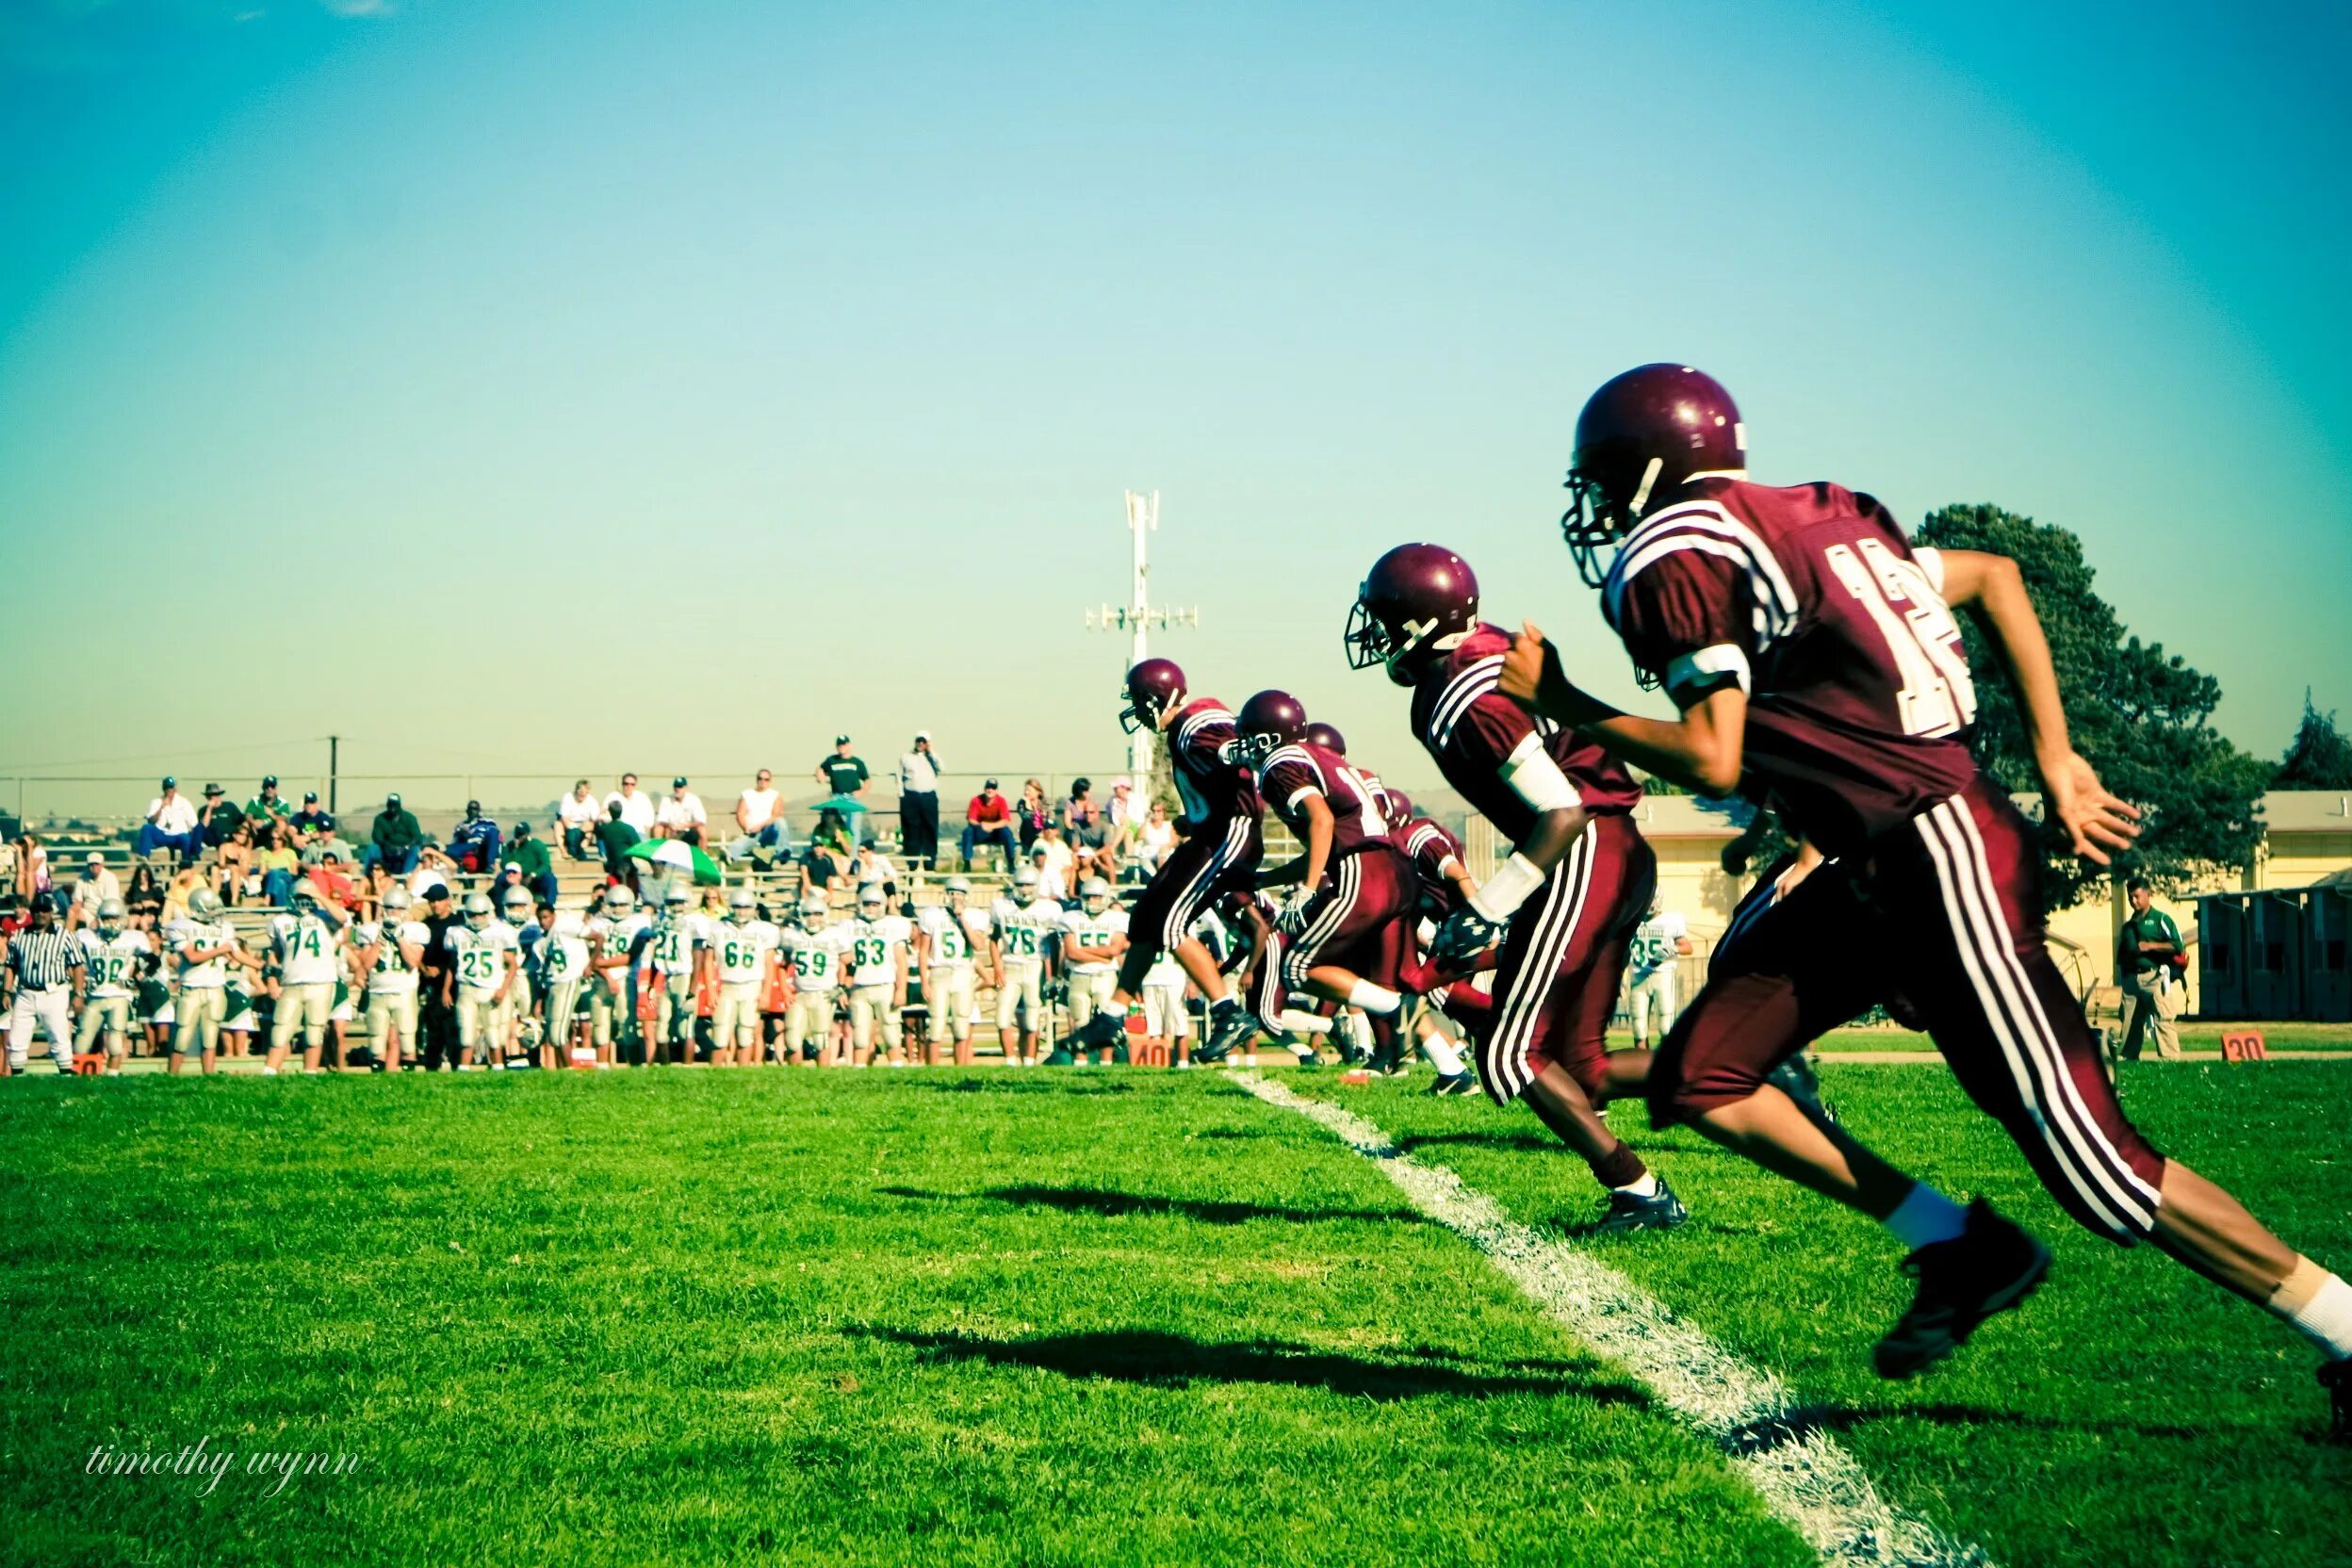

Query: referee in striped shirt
[[5, 898, 83, 1075]]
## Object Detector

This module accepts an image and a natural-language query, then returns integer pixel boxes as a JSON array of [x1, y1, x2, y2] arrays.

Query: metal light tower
[[1085, 489, 1198, 778]]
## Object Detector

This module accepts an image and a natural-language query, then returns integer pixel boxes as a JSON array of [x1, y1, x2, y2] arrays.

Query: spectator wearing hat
[[896, 733, 942, 872], [244, 776, 291, 836], [605, 775, 657, 838], [288, 792, 335, 848], [498, 822, 558, 906], [446, 800, 501, 873], [135, 777, 202, 861], [198, 783, 244, 850], [731, 769, 786, 862], [961, 779, 1017, 874], [69, 853, 120, 931], [815, 736, 870, 847], [655, 777, 707, 841], [558, 780, 602, 861], [368, 793, 424, 876]]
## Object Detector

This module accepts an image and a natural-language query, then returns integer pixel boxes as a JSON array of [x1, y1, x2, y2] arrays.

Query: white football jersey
[[445, 921, 519, 997], [992, 896, 1060, 972], [78, 929, 147, 1000], [587, 913, 649, 990], [358, 920, 432, 996], [270, 910, 345, 987], [777, 923, 852, 993], [168, 920, 237, 988], [537, 912, 593, 986], [848, 914, 912, 988], [712, 919, 780, 985], [1058, 906, 1131, 975], [916, 905, 981, 971], [640, 913, 706, 977]]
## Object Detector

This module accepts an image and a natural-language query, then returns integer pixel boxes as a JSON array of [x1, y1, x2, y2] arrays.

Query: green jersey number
[[92, 951, 134, 988], [792, 946, 833, 982], [929, 923, 968, 962], [853, 937, 890, 970], [653, 927, 691, 970], [722, 939, 762, 972], [283, 923, 326, 961], [458, 947, 502, 987], [1002, 925, 1039, 958]]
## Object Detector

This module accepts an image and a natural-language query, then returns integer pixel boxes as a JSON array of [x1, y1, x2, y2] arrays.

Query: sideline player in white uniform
[[913, 877, 985, 1066], [989, 869, 1059, 1067], [445, 892, 520, 1067], [643, 884, 710, 1066], [75, 899, 145, 1072], [1139, 922, 1193, 1068], [1055, 879, 1132, 1066], [1625, 893, 1692, 1050], [265, 878, 348, 1074], [846, 885, 912, 1066], [355, 888, 430, 1072], [168, 889, 250, 1075], [531, 897, 594, 1068], [587, 885, 649, 1067], [710, 889, 779, 1066], [778, 895, 850, 1065]]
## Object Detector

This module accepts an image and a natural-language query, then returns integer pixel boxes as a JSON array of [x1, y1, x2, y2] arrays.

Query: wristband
[[1469, 852, 1544, 923]]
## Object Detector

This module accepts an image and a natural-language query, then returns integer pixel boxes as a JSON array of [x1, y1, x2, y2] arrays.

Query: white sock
[[1612, 1171, 1659, 1199], [2268, 1260, 2352, 1361], [1883, 1184, 1969, 1250], [1416, 1025, 1465, 1078], [1345, 979, 1401, 1014]]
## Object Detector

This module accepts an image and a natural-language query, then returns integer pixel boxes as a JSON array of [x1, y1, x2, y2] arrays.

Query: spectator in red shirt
[[960, 778, 1017, 874]]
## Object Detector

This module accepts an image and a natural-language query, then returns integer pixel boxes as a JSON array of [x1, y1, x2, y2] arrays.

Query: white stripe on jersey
[[1604, 498, 1800, 651], [1428, 656, 1504, 749]]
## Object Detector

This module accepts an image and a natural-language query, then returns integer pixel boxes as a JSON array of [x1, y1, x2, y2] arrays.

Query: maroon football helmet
[[1235, 689, 1308, 765], [1119, 658, 1188, 734], [1303, 722, 1346, 756], [1346, 544, 1479, 686], [1382, 787, 1413, 821], [1563, 364, 1744, 587]]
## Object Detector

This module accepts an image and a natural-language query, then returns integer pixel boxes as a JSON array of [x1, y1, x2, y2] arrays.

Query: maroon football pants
[[1247, 844, 1414, 1038], [1475, 812, 1654, 1107], [1656, 776, 2165, 1244], [1117, 815, 1264, 995]]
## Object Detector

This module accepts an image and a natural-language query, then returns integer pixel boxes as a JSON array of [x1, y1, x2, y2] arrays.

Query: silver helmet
[[189, 888, 225, 922], [97, 897, 126, 936], [603, 885, 636, 914], [727, 887, 756, 922], [464, 891, 494, 930], [1080, 877, 1113, 915]]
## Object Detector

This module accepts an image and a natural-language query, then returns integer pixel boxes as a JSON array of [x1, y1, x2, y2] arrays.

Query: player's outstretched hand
[[2041, 749, 2140, 866], [1431, 906, 1505, 967], [1498, 622, 1567, 714]]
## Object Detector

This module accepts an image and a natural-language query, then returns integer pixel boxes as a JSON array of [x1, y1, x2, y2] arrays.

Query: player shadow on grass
[[862, 1326, 1654, 1408], [875, 1183, 1423, 1228], [1719, 1400, 2211, 1453]]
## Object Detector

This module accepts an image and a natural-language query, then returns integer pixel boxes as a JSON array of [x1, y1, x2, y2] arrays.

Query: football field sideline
[[1234, 1073, 1988, 1568]]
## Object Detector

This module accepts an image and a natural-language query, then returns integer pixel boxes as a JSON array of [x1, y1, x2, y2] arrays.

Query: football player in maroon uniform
[[1231, 690, 1419, 1071], [1502, 364, 2352, 1431], [1060, 659, 1265, 1065], [1348, 545, 1686, 1232]]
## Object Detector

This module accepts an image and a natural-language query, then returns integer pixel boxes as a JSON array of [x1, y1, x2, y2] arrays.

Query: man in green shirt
[[2116, 875, 2186, 1061], [368, 793, 425, 876], [498, 822, 557, 905], [595, 802, 642, 883]]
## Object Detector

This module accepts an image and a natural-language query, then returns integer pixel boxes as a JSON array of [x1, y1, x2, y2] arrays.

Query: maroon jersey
[[1400, 817, 1464, 895], [1602, 479, 1979, 857], [1167, 698, 1262, 826], [1255, 741, 1389, 854], [1408, 623, 1642, 841]]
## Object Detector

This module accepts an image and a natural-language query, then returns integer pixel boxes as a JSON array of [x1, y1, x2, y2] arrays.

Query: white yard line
[[1235, 1073, 1990, 1568]]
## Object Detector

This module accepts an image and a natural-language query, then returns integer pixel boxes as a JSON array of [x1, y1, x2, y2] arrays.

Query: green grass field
[[1, 1062, 2345, 1567]]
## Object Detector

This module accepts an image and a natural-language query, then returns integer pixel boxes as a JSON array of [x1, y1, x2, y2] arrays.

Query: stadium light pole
[[1085, 489, 1197, 780]]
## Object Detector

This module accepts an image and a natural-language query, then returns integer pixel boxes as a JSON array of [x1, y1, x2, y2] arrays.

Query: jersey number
[[1823, 539, 1977, 738]]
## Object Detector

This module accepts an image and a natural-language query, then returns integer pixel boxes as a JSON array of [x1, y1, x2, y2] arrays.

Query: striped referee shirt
[[8, 928, 83, 991]]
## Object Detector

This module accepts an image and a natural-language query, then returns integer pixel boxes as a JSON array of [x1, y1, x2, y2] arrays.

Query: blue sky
[[2, 0, 2345, 806]]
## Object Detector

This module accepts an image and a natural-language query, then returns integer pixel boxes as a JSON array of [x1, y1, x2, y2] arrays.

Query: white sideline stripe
[[1234, 1074, 1991, 1568]]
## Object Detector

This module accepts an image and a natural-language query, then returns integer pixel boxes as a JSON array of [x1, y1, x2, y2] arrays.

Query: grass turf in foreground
[[0, 1071, 1808, 1568], [1285, 1061, 2352, 1568]]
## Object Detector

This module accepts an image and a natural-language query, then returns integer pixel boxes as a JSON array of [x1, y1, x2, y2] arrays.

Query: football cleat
[[1193, 1000, 1257, 1065], [2318, 1357, 2350, 1446], [1070, 1009, 1127, 1056], [1874, 1199, 2051, 1380], [1588, 1178, 1690, 1235], [1042, 1046, 1077, 1068], [1108, 1043, 1130, 1067], [1429, 1070, 1478, 1097]]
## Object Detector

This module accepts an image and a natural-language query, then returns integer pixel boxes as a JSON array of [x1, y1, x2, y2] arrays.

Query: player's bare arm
[[1499, 623, 1748, 796], [1934, 547, 2139, 865]]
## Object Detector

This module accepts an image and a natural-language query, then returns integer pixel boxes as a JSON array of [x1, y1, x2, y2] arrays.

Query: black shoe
[[1588, 1177, 1689, 1234], [1768, 1054, 1834, 1122], [1874, 1200, 2050, 1379], [1194, 1002, 1257, 1065], [2321, 1359, 2352, 1446], [1429, 1070, 1478, 1098], [1042, 1047, 1076, 1068], [1070, 1010, 1126, 1055]]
